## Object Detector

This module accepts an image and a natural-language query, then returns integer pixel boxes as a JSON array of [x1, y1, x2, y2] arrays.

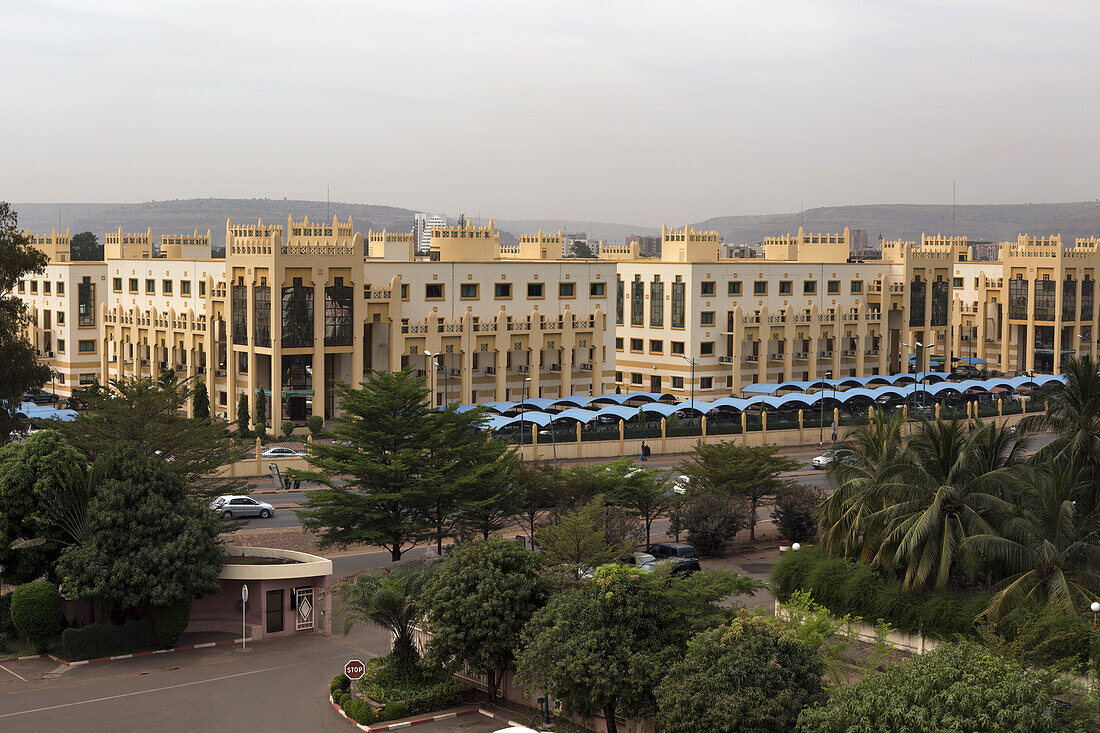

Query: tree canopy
[[0, 202, 51, 441], [69, 231, 103, 261], [535, 498, 633, 579]]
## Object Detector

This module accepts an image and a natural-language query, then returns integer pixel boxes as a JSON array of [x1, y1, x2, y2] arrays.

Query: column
[[461, 312, 474, 405], [312, 277, 326, 421], [494, 348, 507, 401], [1025, 280, 1036, 374], [1000, 290, 1011, 374], [559, 342, 572, 398], [350, 283, 364, 390]]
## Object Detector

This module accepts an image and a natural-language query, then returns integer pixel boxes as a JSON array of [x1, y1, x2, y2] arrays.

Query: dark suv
[[646, 542, 702, 574]]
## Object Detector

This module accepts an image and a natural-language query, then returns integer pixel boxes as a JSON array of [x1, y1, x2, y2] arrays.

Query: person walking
[[641, 441, 651, 461]]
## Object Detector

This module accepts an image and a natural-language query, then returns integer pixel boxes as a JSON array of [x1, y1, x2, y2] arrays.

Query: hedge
[[331, 657, 463, 724], [10, 582, 62, 653], [769, 547, 991, 640], [152, 600, 192, 649], [60, 617, 156, 661]]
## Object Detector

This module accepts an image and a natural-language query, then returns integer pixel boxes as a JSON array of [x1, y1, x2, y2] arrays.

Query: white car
[[811, 454, 833, 469], [210, 495, 276, 519], [261, 446, 306, 458]]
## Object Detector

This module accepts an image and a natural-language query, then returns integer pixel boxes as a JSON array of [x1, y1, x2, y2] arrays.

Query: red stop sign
[[344, 659, 365, 680]]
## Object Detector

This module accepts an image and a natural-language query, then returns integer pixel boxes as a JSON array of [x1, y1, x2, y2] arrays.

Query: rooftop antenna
[[799, 202, 803, 229], [326, 184, 330, 218], [951, 181, 956, 238], [57, 203, 61, 231]]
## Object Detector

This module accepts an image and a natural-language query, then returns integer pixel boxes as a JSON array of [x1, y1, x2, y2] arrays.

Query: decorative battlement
[[105, 227, 153, 259], [1002, 233, 1100, 260], [663, 224, 719, 243], [161, 230, 210, 247], [24, 228, 71, 262], [763, 227, 850, 264], [432, 219, 496, 239], [367, 229, 414, 244], [520, 229, 562, 245], [288, 215, 354, 239]]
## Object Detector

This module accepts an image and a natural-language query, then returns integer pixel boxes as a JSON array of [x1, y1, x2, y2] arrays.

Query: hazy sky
[[4, 1, 1099, 225]]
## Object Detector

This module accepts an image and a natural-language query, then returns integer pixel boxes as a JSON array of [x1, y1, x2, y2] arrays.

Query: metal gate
[[294, 587, 314, 630]]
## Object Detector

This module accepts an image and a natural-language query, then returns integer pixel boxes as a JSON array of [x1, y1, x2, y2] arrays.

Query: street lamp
[[819, 371, 832, 445], [424, 351, 438, 409], [679, 354, 698, 426], [903, 341, 923, 434], [518, 376, 532, 461]]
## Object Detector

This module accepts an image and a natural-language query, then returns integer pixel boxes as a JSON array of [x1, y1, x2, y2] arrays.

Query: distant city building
[[413, 213, 446, 254], [562, 232, 588, 257], [721, 243, 760, 259], [626, 235, 661, 258], [849, 228, 868, 252], [969, 239, 1000, 261]]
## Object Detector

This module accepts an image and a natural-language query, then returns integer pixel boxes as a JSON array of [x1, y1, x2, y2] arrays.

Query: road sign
[[344, 659, 366, 680]]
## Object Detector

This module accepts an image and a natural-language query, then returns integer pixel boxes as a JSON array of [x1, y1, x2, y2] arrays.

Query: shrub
[[60, 617, 155, 661], [771, 484, 823, 543], [797, 641, 1085, 731], [281, 420, 294, 438], [380, 701, 409, 721], [10, 582, 61, 653], [0, 592, 13, 639], [675, 492, 752, 556], [356, 654, 462, 718], [342, 698, 375, 724], [306, 415, 324, 436], [331, 673, 350, 695], [151, 600, 192, 649]]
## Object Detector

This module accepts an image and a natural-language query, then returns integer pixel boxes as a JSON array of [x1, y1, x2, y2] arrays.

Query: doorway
[[266, 589, 284, 634]]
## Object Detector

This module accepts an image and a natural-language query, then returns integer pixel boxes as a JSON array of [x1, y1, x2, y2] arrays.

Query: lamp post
[[424, 351, 437, 409], [679, 354, 697, 427], [903, 341, 923, 434], [518, 376, 532, 461], [1091, 601, 1100, 716], [819, 371, 832, 445]]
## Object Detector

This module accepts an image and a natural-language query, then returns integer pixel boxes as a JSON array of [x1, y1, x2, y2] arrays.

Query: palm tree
[[818, 409, 906, 562], [961, 461, 1100, 620], [872, 418, 1019, 591], [1018, 355, 1100, 511], [339, 567, 424, 661]]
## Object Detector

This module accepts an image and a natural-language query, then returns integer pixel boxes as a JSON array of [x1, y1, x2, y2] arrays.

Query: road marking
[[0, 663, 298, 719], [0, 664, 27, 682]]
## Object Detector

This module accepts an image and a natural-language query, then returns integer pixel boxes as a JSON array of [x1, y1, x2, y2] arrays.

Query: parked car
[[210, 495, 275, 519], [646, 542, 702, 574], [620, 551, 657, 568], [811, 453, 833, 469], [260, 446, 306, 458], [22, 390, 59, 405]]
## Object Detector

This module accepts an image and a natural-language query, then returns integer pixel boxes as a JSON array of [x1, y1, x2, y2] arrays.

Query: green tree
[[158, 366, 177, 386], [672, 491, 752, 556], [236, 393, 250, 439], [55, 444, 226, 620], [69, 231, 102, 261], [253, 390, 267, 436], [512, 460, 564, 543], [51, 376, 246, 497], [535, 498, 633, 579], [0, 202, 52, 441], [340, 567, 425, 662], [772, 483, 824, 543], [680, 442, 800, 541], [568, 240, 596, 258], [0, 430, 86, 583], [192, 381, 210, 419], [606, 461, 675, 547], [296, 370, 514, 561], [515, 564, 678, 733], [797, 641, 1082, 732], [654, 618, 826, 733], [962, 461, 1100, 620], [10, 581, 62, 653], [421, 539, 546, 702]]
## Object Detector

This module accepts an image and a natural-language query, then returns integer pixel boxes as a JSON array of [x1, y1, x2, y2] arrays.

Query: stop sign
[[344, 659, 365, 680]]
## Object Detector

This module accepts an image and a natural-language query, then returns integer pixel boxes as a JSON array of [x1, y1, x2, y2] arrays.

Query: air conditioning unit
[[579, 363, 593, 371], [842, 349, 857, 357], [44, 351, 54, 358], [820, 350, 833, 357], [866, 349, 880, 356], [518, 365, 530, 374], [484, 366, 496, 375], [794, 352, 808, 360], [718, 356, 733, 364], [141, 359, 150, 366], [449, 368, 461, 377], [746, 354, 759, 362], [768, 354, 782, 361], [550, 363, 562, 372]]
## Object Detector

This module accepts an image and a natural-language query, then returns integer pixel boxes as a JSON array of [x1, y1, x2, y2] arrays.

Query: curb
[[0, 653, 46, 664], [329, 694, 480, 732], [48, 637, 248, 667], [475, 707, 531, 728]]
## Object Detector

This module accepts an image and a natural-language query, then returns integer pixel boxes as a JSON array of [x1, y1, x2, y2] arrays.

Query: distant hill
[[12, 199, 1100, 251], [695, 202, 1100, 245]]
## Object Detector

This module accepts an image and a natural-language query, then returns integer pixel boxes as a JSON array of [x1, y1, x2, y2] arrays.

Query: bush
[[797, 641, 1085, 732], [380, 701, 410, 722], [331, 673, 350, 695], [356, 654, 462, 719], [281, 420, 294, 438], [306, 415, 324, 436], [675, 493, 752, 556], [0, 592, 13, 639], [341, 698, 375, 724], [152, 600, 192, 649], [60, 617, 155, 661], [771, 484, 823, 543], [10, 582, 61, 653]]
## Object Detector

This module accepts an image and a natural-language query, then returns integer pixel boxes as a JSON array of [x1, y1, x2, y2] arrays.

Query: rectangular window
[[77, 339, 96, 353], [253, 285, 271, 347], [57, 339, 65, 353], [700, 281, 715, 296], [180, 280, 191, 296], [952, 277, 964, 288], [57, 281, 64, 295], [700, 377, 713, 389], [400, 284, 409, 300], [113, 277, 122, 292], [1082, 279, 1094, 321], [145, 279, 155, 294], [79, 373, 95, 386], [910, 279, 927, 326], [827, 280, 840, 294], [650, 277, 663, 327], [425, 283, 444, 299], [630, 338, 643, 352], [460, 283, 479, 299], [931, 280, 949, 326], [631, 372, 643, 385], [527, 282, 545, 298], [728, 281, 742, 296], [495, 283, 512, 299], [281, 281, 314, 348], [616, 277, 624, 325], [590, 281, 606, 297], [671, 341, 685, 355], [615, 371, 623, 382], [672, 376, 684, 389], [30, 281, 37, 293], [649, 339, 663, 353], [700, 311, 715, 326], [1062, 278, 1077, 322], [615, 337, 624, 350], [850, 280, 863, 294], [324, 281, 353, 347], [17, 281, 24, 293], [700, 341, 715, 356], [43, 281, 51, 295], [803, 281, 816, 295], [753, 281, 767, 295], [77, 277, 95, 328], [559, 282, 575, 298], [57, 311, 65, 325], [671, 279, 685, 328], [232, 284, 248, 345], [779, 281, 793, 295], [162, 279, 173, 295], [199, 281, 206, 296], [1034, 279, 1055, 322], [630, 277, 644, 326], [129, 278, 138, 293]]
